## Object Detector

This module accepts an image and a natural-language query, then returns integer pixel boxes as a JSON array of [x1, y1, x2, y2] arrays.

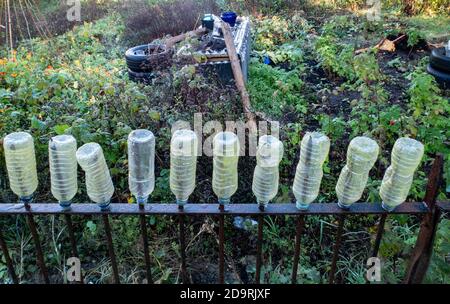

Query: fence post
[[404, 154, 443, 284]]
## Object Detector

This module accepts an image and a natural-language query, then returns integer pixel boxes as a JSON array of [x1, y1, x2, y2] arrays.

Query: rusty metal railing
[[0, 155, 447, 284]]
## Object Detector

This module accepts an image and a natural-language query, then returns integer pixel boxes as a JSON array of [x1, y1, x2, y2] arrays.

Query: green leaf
[[53, 124, 70, 135], [31, 116, 46, 130]]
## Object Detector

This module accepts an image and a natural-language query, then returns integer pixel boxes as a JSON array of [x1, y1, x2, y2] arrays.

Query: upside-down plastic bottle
[[212, 132, 240, 204], [49, 135, 78, 209], [292, 132, 330, 210], [170, 129, 198, 206], [336, 136, 379, 209], [4, 132, 38, 203], [380, 137, 424, 211], [76, 143, 114, 210], [252, 135, 284, 208], [128, 129, 155, 205]]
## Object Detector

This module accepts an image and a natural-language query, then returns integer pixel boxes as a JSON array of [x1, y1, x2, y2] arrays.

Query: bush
[[121, 0, 219, 45]]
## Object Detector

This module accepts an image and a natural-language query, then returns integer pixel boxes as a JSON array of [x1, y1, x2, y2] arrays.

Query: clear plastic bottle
[[252, 135, 284, 207], [292, 132, 330, 210], [336, 136, 379, 209], [76, 143, 114, 210], [128, 129, 155, 205], [170, 129, 198, 206], [4, 132, 38, 201], [380, 137, 424, 211], [212, 132, 240, 204], [49, 135, 78, 209]]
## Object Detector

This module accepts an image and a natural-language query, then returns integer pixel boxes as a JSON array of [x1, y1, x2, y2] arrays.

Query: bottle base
[[176, 199, 188, 207], [137, 196, 149, 206], [59, 201, 72, 210], [381, 202, 396, 212], [296, 201, 310, 211], [257, 201, 268, 210], [19, 195, 34, 205], [98, 201, 111, 211], [218, 198, 231, 205]]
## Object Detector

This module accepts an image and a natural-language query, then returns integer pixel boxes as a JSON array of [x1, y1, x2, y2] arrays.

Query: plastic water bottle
[[3, 132, 38, 201], [380, 137, 424, 211], [212, 132, 240, 204], [446, 40, 450, 57], [128, 129, 155, 205], [336, 136, 379, 209], [252, 135, 284, 207], [293, 132, 330, 210], [49, 135, 78, 209], [76, 143, 114, 210], [170, 129, 198, 206]]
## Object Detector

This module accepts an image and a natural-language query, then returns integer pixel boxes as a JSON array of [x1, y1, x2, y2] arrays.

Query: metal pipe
[[291, 215, 305, 284], [0, 226, 19, 284], [102, 214, 120, 284], [329, 214, 345, 284]]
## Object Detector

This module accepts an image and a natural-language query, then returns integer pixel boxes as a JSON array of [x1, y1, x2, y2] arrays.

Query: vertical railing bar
[[102, 214, 120, 284], [372, 213, 387, 257], [139, 213, 153, 284], [26, 213, 50, 284], [64, 214, 84, 284], [0, 226, 19, 284], [328, 214, 345, 284], [179, 213, 189, 284], [291, 214, 305, 284], [218, 204, 225, 284], [255, 214, 264, 284], [405, 154, 444, 283], [64, 214, 79, 258]]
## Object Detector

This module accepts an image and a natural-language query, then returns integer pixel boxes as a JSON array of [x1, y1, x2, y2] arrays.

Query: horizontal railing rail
[[0, 202, 430, 215]]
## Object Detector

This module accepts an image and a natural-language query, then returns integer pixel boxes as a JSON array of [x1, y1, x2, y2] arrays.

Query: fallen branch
[[221, 21, 257, 134], [165, 27, 207, 49]]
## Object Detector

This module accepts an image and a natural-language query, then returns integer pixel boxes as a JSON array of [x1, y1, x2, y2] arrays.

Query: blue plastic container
[[221, 11, 237, 27]]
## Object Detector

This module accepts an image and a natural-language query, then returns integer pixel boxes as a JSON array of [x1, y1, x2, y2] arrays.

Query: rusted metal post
[[372, 213, 387, 257], [179, 212, 189, 284], [291, 215, 305, 284], [404, 155, 443, 284], [139, 213, 153, 284], [0, 227, 19, 284], [102, 214, 120, 284], [218, 204, 225, 284], [64, 214, 83, 284], [329, 214, 345, 284], [255, 214, 264, 284], [64, 214, 79, 258], [26, 214, 50, 284]]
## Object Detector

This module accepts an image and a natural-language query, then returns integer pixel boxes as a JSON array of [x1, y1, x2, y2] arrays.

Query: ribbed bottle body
[[128, 129, 155, 203], [380, 137, 424, 210], [170, 129, 198, 205], [76, 143, 114, 208], [292, 132, 330, 209], [212, 132, 240, 203], [336, 136, 379, 208], [252, 135, 283, 206], [49, 135, 78, 205], [4, 132, 38, 198]]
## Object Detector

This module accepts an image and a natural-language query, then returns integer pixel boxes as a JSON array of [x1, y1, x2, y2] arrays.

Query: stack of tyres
[[125, 44, 172, 83], [427, 47, 450, 88]]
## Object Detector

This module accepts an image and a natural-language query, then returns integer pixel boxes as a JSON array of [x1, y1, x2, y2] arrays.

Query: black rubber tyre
[[125, 44, 171, 73], [430, 47, 450, 73], [427, 64, 450, 89]]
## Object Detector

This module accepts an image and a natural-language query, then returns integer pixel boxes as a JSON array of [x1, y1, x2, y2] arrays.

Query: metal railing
[[0, 155, 447, 284]]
